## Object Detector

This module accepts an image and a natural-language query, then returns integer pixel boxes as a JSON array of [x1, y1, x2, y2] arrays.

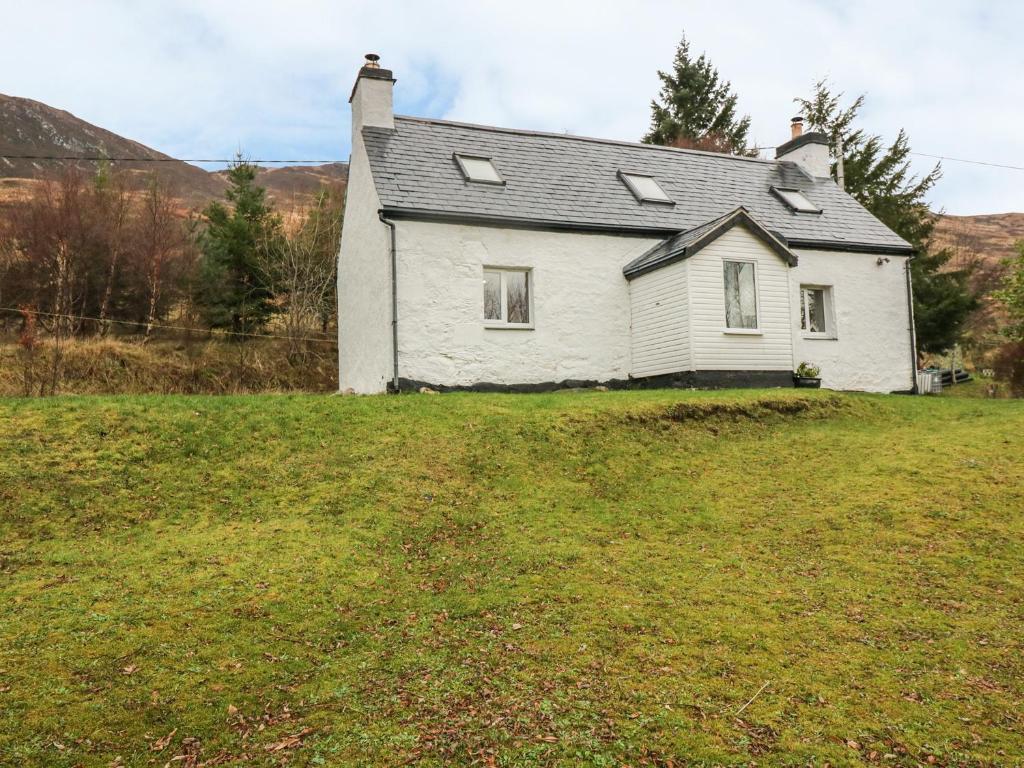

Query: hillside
[[0, 93, 345, 208], [932, 212, 1024, 268], [930, 213, 1024, 341], [1, 390, 1022, 765], [216, 162, 348, 210], [0, 94, 225, 203]]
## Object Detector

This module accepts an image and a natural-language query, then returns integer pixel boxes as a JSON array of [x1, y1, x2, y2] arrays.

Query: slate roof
[[363, 116, 913, 254], [622, 207, 798, 279]]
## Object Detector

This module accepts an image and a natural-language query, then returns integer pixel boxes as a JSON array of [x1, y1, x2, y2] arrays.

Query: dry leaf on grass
[[264, 727, 313, 752], [151, 728, 177, 752]]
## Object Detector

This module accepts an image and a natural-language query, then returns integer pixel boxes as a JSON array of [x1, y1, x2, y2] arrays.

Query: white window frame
[[721, 258, 761, 335], [618, 170, 674, 205], [799, 284, 837, 339], [454, 153, 506, 185], [483, 267, 534, 329], [771, 186, 822, 214]]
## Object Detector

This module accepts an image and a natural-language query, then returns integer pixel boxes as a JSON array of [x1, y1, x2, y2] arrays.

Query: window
[[619, 171, 673, 204], [800, 285, 835, 337], [454, 154, 504, 184], [723, 260, 758, 330], [771, 186, 821, 213], [483, 268, 531, 327]]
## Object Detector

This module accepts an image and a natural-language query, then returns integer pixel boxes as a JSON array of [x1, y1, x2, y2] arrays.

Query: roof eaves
[[786, 238, 915, 256], [687, 208, 798, 267], [380, 206, 681, 237], [623, 207, 798, 280]]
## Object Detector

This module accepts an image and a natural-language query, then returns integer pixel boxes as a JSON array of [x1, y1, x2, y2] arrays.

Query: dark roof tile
[[362, 116, 911, 253]]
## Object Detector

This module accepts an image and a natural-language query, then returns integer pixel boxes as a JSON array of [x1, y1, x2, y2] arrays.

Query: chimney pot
[[791, 116, 804, 140], [364, 53, 381, 69]]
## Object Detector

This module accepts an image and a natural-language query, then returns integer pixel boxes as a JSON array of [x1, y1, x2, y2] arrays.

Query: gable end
[[623, 208, 798, 280]]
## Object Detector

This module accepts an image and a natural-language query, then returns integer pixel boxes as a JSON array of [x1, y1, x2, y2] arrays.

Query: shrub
[[795, 361, 821, 378]]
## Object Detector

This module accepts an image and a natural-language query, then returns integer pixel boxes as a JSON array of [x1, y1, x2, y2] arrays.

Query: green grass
[[1, 389, 1022, 766]]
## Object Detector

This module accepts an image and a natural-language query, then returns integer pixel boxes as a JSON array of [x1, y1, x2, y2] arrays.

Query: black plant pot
[[794, 376, 821, 389]]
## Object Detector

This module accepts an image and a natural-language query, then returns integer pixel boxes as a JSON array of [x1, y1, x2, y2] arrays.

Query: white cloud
[[1, 0, 1021, 213]]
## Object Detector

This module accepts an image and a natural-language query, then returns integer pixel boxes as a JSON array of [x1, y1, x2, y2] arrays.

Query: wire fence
[[0, 306, 338, 345]]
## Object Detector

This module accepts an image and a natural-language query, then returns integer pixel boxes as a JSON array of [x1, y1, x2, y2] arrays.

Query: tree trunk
[[97, 246, 120, 337]]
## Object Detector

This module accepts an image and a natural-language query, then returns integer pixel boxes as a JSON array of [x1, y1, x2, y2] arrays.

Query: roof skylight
[[454, 154, 505, 185], [619, 171, 673, 204], [771, 186, 821, 213]]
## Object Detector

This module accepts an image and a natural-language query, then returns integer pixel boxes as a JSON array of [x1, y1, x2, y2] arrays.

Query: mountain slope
[[932, 212, 1024, 266], [0, 94, 346, 207], [217, 162, 348, 209], [0, 93, 225, 201]]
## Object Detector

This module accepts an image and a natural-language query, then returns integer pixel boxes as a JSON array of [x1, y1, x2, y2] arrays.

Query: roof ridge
[[391, 115, 779, 166]]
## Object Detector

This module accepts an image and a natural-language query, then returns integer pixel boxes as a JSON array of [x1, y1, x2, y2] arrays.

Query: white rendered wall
[[790, 250, 914, 392], [393, 220, 660, 387], [629, 259, 691, 377], [337, 130, 393, 394], [777, 143, 830, 178], [687, 227, 795, 371]]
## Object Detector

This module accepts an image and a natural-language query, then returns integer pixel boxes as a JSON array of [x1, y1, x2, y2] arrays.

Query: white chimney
[[349, 53, 395, 132], [776, 116, 831, 178]]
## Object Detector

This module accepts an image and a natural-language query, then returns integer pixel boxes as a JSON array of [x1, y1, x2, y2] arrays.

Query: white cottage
[[338, 56, 917, 394]]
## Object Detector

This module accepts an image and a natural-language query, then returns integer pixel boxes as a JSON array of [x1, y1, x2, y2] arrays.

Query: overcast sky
[[2, 1, 1021, 215]]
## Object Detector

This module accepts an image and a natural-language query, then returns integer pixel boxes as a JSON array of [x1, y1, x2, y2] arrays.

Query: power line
[[909, 152, 1024, 172], [751, 146, 1024, 172], [0, 306, 338, 345]]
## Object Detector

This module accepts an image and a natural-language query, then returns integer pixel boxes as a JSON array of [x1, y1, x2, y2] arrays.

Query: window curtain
[[724, 262, 757, 328]]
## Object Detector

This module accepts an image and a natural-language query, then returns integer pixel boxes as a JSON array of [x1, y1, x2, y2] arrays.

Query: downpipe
[[379, 211, 399, 393], [905, 253, 919, 394]]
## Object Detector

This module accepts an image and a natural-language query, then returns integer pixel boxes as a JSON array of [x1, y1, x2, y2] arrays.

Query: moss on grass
[[0, 389, 1022, 766]]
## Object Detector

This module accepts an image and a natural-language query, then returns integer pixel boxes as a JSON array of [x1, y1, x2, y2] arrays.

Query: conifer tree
[[797, 81, 976, 354], [643, 34, 753, 155], [197, 158, 282, 335]]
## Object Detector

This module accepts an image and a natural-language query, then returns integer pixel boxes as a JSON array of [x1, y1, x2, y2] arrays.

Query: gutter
[[379, 211, 399, 392], [381, 207, 681, 237], [785, 239, 915, 256], [381, 207, 916, 256], [905, 253, 919, 394]]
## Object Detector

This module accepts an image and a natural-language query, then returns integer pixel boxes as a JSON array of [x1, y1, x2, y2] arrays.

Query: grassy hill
[[1, 390, 1022, 766]]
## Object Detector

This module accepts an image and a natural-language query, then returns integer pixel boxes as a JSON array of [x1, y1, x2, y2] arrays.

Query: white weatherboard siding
[[337, 131, 393, 394], [394, 220, 659, 387], [687, 227, 794, 371], [629, 259, 690, 377], [790, 250, 914, 392]]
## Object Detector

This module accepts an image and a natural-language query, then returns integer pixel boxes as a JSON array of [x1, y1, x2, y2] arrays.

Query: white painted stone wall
[[393, 220, 660, 387], [337, 125, 393, 394], [777, 141, 830, 178], [789, 249, 915, 392]]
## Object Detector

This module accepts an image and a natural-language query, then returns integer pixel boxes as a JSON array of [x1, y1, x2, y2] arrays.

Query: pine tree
[[643, 34, 753, 155], [797, 81, 976, 354], [197, 159, 282, 335]]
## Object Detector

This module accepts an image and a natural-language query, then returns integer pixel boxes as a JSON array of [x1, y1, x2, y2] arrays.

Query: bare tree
[[7, 171, 91, 390], [130, 179, 183, 339], [91, 166, 133, 335], [260, 185, 342, 362]]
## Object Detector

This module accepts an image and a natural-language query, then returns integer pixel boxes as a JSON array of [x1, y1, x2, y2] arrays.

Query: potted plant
[[794, 361, 822, 388]]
